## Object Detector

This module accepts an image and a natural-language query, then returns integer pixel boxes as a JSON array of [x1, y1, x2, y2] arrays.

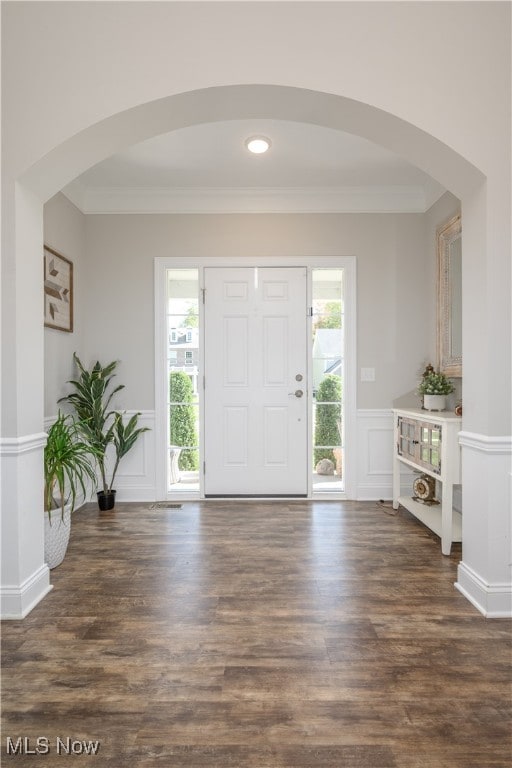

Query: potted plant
[[418, 368, 455, 411], [44, 412, 99, 568], [59, 354, 149, 510]]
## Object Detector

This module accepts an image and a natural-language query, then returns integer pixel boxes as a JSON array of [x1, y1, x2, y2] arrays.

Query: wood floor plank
[[2, 500, 511, 767]]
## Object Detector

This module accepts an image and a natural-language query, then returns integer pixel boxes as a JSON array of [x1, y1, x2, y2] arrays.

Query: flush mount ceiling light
[[245, 136, 272, 154]]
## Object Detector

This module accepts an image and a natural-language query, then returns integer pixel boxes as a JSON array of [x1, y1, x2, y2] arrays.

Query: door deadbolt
[[295, 374, 303, 382]]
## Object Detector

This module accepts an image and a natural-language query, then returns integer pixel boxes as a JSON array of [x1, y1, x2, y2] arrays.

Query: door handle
[[288, 389, 304, 398]]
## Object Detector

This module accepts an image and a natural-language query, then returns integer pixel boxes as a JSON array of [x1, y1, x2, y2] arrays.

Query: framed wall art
[[437, 214, 462, 377], [44, 245, 73, 332]]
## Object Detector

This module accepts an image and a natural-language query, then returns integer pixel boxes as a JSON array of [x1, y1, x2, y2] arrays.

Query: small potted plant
[[44, 412, 99, 568], [59, 354, 149, 511], [418, 368, 455, 411]]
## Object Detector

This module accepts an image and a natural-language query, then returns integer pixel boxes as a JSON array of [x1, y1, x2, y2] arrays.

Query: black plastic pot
[[97, 490, 116, 511]]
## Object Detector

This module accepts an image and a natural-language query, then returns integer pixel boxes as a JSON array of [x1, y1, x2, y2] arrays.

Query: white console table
[[392, 408, 462, 555]]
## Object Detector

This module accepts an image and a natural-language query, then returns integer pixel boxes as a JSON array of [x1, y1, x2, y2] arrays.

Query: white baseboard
[[1, 565, 53, 620], [455, 561, 512, 618]]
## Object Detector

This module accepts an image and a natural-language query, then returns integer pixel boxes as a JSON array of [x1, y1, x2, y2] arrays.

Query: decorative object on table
[[44, 245, 73, 332], [455, 403, 463, 416], [44, 412, 99, 568], [417, 367, 454, 411], [412, 473, 438, 505], [59, 354, 149, 511]]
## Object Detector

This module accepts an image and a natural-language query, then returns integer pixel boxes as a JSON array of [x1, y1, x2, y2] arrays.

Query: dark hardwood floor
[[2, 500, 511, 767]]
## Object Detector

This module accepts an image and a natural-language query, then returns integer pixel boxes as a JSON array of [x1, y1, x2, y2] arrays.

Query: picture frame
[[44, 245, 73, 332], [437, 214, 462, 377]]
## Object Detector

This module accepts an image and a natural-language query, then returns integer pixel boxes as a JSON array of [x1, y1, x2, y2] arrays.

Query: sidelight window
[[166, 269, 200, 492], [311, 269, 344, 492]]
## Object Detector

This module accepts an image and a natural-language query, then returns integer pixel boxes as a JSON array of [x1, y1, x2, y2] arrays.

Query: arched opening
[[30, 86, 477, 506], [21, 84, 484, 202], [4, 83, 508, 620]]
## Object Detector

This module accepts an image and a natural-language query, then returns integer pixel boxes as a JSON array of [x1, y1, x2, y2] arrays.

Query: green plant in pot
[[418, 368, 454, 411], [44, 412, 99, 568], [59, 354, 149, 511]]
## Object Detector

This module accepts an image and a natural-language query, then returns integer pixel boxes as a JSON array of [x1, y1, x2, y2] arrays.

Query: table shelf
[[392, 408, 462, 555]]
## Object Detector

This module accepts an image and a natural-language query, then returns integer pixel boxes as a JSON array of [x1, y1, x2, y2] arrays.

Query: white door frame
[[154, 255, 357, 500]]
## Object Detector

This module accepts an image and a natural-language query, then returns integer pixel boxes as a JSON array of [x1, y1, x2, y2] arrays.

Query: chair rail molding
[[458, 431, 512, 454], [0, 432, 48, 455]]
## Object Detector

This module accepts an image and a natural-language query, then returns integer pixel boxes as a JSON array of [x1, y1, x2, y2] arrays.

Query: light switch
[[360, 367, 376, 382]]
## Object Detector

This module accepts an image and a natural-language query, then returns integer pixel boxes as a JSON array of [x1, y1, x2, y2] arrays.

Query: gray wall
[[83, 211, 430, 411], [44, 197, 461, 415]]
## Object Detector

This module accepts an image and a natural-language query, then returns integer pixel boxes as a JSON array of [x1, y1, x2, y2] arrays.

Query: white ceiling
[[63, 119, 446, 214]]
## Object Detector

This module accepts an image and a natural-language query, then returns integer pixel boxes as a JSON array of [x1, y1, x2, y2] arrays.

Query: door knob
[[288, 389, 304, 398]]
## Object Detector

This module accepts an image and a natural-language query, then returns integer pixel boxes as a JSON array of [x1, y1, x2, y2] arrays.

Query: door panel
[[204, 267, 308, 496], [224, 316, 248, 385]]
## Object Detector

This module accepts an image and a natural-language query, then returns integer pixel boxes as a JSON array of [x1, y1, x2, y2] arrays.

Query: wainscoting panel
[[44, 411, 157, 503], [44, 409, 458, 504], [356, 409, 413, 500], [106, 411, 156, 502]]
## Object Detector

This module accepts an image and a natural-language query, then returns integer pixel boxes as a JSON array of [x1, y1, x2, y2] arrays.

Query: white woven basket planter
[[44, 508, 71, 569]]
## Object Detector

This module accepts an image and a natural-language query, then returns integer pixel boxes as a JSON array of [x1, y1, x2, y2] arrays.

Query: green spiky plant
[[110, 411, 150, 489], [314, 374, 342, 466], [59, 354, 149, 498], [44, 412, 99, 521]]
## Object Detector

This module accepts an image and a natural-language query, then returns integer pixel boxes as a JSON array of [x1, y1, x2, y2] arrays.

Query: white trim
[[63, 183, 433, 216], [459, 432, 512, 454], [0, 565, 53, 620], [155, 264, 170, 501], [0, 432, 47, 456], [356, 408, 393, 419], [155, 255, 357, 500], [455, 562, 512, 619]]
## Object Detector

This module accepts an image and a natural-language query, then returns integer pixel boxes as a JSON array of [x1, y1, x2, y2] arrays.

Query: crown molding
[[62, 181, 439, 215]]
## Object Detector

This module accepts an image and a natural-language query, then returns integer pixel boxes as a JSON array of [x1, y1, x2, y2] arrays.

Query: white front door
[[204, 267, 308, 496]]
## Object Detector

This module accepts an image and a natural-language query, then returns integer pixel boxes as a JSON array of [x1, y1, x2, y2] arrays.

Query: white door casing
[[204, 267, 308, 496], [154, 255, 356, 501]]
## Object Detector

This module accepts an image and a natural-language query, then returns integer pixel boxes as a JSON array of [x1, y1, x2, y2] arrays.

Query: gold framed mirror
[[437, 214, 462, 377]]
